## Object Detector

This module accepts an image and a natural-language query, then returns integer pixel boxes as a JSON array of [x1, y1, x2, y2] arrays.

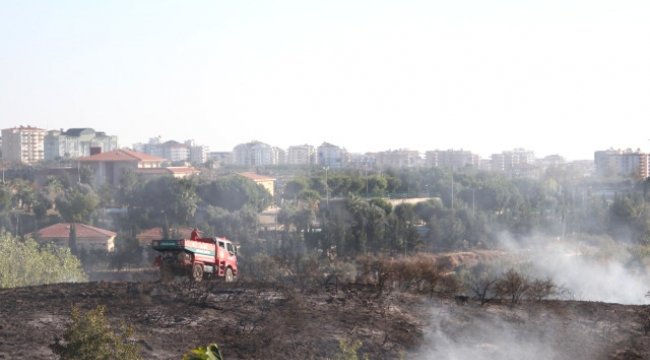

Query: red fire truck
[[152, 235, 238, 282]]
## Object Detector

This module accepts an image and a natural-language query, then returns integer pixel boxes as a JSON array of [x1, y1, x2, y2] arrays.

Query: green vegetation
[[336, 339, 368, 360], [0, 232, 86, 288], [51, 305, 141, 360], [3, 162, 650, 275], [182, 343, 224, 360]]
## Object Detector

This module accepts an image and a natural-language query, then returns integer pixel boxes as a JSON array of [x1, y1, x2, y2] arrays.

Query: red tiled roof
[[135, 167, 198, 175], [78, 149, 164, 163], [3, 125, 45, 131], [238, 172, 276, 181], [34, 223, 116, 239]]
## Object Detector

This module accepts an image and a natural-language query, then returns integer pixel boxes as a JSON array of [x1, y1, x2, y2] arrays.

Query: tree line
[[2, 165, 650, 263]]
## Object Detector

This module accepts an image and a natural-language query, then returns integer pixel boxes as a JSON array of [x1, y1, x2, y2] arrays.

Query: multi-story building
[[375, 149, 421, 168], [189, 145, 209, 164], [135, 137, 209, 163], [1, 126, 46, 164], [491, 149, 535, 172], [272, 147, 286, 165], [232, 141, 276, 166], [161, 140, 189, 162], [78, 149, 164, 187], [425, 149, 479, 170], [317, 142, 348, 168], [348, 153, 377, 168], [594, 148, 649, 180], [44, 128, 118, 160], [287, 144, 315, 165]]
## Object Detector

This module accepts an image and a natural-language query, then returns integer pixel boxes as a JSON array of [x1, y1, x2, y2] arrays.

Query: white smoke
[[417, 301, 605, 360], [497, 234, 650, 305]]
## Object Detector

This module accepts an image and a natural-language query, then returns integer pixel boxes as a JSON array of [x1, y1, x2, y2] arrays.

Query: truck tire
[[161, 262, 173, 283], [192, 263, 204, 282], [225, 268, 234, 283]]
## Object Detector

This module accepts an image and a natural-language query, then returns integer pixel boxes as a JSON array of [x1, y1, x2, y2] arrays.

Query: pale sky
[[1, 0, 649, 160]]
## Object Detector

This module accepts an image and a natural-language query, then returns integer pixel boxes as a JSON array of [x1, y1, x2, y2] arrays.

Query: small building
[[238, 172, 276, 196], [32, 223, 117, 252], [78, 149, 164, 187]]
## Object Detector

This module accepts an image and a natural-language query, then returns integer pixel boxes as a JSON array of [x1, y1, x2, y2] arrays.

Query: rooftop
[[238, 172, 276, 181], [78, 149, 164, 163], [33, 223, 117, 239]]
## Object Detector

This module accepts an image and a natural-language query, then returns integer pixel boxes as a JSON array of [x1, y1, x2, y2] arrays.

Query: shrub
[[182, 343, 224, 360], [0, 232, 86, 288], [458, 263, 499, 305], [336, 339, 368, 360], [527, 278, 559, 301], [495, 268, 530, 306], [51, 305, 141, 360]]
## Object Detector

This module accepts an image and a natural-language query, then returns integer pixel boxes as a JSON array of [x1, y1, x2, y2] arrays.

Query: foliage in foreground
[[0, 232, 86, 288], [182, 343, 224, 360], [336, 339, 369, 360], [51, 305, 141, 360]]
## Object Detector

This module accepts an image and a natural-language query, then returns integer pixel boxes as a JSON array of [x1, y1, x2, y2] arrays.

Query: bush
[[336, 339, 368, 360], [0, 232, 86, 288], [458, 263, 499, 305], [51, 305, 141, 360], [182, 343, 224, 360], [495, 268, 530, 306]]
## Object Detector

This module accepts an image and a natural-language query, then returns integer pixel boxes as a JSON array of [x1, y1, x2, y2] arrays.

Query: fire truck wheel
[[161, 263, 173, 283], [192, 264, 204, 282], [225, 268, 234, 283]]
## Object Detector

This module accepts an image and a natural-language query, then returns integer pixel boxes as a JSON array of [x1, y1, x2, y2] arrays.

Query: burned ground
[[1, 281, 650, 359]]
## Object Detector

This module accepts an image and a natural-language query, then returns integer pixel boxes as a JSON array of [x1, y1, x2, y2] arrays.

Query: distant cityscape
[[1, 125, 649, 181]]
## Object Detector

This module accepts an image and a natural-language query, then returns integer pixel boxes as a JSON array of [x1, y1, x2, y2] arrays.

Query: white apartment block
[[44, 128, 118, 160], [1, 126, 46, 164], [491, 149, 535, 172], [287, 144, 315, 165], [232, 140, 276, 166], [425, 149, 479, 170], [190, 145, 209, 164], [317, 142, 348, 168], [594, 149, 649, 180], [376, 149, 421, 168]]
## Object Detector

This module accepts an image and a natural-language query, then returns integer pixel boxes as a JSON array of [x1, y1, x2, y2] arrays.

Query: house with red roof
[[32, 223, 117, 252], [78, 149, 164, 187], [238, 172, 276, 196]]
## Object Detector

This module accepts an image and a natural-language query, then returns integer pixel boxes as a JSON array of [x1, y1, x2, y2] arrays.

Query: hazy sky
[[1, 1, 649, 160]]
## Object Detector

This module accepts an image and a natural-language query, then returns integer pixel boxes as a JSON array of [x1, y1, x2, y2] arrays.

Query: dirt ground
[[1, 281, 650, 359]]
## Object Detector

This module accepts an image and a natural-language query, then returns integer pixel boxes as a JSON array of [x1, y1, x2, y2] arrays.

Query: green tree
[[56, 184, 100, 223], [197, 176, 270, 212], [128, 177, 199, 229], [0, 232, 86, 288]]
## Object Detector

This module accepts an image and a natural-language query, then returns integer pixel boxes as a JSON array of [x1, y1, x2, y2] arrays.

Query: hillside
[[1, 281, 650, 359]]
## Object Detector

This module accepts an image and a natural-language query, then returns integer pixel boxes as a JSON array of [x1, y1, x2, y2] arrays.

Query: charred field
[[1, 280, 650, 360]]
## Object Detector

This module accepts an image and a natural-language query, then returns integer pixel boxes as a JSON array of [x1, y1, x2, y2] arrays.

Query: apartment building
[[1, 126, 46, 164], [491, 149, 535, 172], [425, 149, 479, 170], [317, 142, 348, 168], [232, 141, 276, 166], [44, 128, 118, 160], [375, 149, 421, 168], [287, 144, 315, 165], [594, 149, 649, 180]]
